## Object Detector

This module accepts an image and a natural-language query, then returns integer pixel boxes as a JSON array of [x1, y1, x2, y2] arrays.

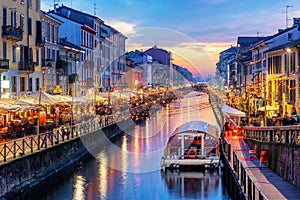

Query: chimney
[[293, 18, 300, 26], [278, 29, 284, 33], [54, 3, 58, 13]]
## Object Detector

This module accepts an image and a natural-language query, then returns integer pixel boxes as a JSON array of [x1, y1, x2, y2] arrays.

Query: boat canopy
[[168, 121, 220, 142]]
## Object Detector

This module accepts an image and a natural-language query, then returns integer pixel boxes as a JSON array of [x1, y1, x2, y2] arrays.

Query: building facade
[[144, 45, 173, 87], [1, 0, 42, 97], [40, 11, 62, 93]]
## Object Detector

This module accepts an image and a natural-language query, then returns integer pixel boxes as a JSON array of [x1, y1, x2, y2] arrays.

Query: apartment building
[[48, 5, 127, 95], [1, 0, 42, 97], [39, 11, 62, 93]]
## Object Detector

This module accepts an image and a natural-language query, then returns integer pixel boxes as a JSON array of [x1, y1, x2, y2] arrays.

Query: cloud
[[105, 20, 138, 35]]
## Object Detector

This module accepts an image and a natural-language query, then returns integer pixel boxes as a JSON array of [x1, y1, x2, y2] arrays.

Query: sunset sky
[[42, 0, 300, 76]]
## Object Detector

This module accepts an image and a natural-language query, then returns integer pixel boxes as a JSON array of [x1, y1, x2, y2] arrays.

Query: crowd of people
[[273, 107, 299, 126]]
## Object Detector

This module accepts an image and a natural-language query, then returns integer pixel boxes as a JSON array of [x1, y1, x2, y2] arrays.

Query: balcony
[[0, 59, 9, 71], [18, 60, 35, 73], [42, 58, 54, 68], [2, 26, 23, 41], [36, 36, 45, 46]]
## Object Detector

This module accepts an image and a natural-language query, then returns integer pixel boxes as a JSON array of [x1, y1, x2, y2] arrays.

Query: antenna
[[53, 0, 59, 12], [283, 5, 293, 28], [94, 3, 96, 16]]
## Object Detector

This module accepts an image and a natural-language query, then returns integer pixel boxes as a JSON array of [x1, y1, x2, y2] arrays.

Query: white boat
[[161, 121, 220, 170]]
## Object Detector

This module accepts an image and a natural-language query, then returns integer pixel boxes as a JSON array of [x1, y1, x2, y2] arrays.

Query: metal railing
[[244, 126, 300, 145], [1, 25, 23, 41], [0, 114, 128, 163], [232, 151, 268, 200], [221, 139, 245, 200], [221, 138, 266, 200]]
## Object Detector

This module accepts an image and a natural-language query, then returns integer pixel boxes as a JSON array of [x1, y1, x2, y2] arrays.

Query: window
[[46, 23, 50, 40], [3, 76, 7, 93], [36, 0, 40, 11], [284, 53, 288, 73], [36, 78, 40, 91], [12, 76, 17, 92], [11, 9, 17, 27], [3, 42, 7, 60], [80, 31, 83, 45], [47, 48, 50, 59], [20, 14, 24, 30], [291, 52, 295, 72], [290, 79, 296, 103], [51, 24, 54, 42], [36, 48, 39, 65], [12, 44, 16, 62], [29, 47, 33, 62], [56, 50, 60, 61], [3, 8, 7, 26], [52, 49, 55, 61], [28, 77, 32, 91], [28, 18, 32, 35], [28, 0, 32, 8], [20, 77, 25, 92]]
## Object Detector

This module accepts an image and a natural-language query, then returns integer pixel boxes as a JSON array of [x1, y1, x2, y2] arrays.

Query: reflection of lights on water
[[121, 136, 128, 179], [145, 120, 150, 148], [73, 175, 86, 200], [134, 126, 140, 154], [98, 152, 108, 199]]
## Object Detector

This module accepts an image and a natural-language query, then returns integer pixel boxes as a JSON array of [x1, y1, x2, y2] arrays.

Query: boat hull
[[161, 156, 220, 170]]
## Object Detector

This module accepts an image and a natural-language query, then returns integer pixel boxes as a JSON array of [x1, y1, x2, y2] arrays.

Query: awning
[[258, 105, 278, 111], [221, 104, 246, 117]]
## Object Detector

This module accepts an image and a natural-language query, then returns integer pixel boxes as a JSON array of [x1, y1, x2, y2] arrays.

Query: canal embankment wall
[[0, 119, 129, 199], [244, 139, 300, 188]]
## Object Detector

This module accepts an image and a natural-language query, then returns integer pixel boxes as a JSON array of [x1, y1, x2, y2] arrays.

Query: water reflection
[[161, 169, 223, 199], [73, 175, 86, 200], [98, 152, 108, 199]]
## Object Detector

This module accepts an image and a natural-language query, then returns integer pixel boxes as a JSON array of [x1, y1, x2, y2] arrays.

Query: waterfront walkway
[[226, 136, 300, 200]]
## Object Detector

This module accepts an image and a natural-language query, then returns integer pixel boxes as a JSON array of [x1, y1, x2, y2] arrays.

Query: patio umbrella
[[20, 91, 67, 105]]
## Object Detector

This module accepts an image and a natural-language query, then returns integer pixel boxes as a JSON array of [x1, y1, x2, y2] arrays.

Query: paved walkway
[[226, 136, 300, 200]]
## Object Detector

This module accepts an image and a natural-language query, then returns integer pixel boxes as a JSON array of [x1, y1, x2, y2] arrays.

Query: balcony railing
[[2, 26, 23, 41], [0, 59, 9, 70], [18, 60, 35, 72], [36, 36, 46, 46], [42, 58, 54, 68]]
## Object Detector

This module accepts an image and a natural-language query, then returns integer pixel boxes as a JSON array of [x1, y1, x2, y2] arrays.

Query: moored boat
[[161, 121, 220, 170]]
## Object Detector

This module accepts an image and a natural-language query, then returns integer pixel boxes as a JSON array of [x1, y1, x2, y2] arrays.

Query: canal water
[[16, 91, 231, 200]]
